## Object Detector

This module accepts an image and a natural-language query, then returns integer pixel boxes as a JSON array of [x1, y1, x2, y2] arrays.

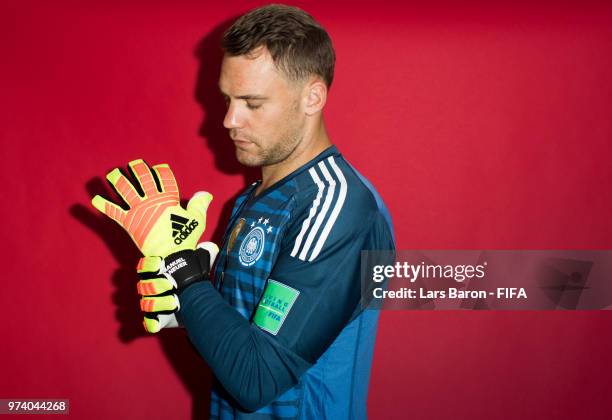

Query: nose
[[223, 102, 243, 130]]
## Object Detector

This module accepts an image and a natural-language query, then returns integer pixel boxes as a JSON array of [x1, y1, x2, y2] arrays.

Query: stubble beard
[[234, 105, 304, 168], [236, 129, 303, 168]]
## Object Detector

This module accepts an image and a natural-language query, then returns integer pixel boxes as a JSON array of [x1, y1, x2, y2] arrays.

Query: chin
[[235, 150, 263, 167]]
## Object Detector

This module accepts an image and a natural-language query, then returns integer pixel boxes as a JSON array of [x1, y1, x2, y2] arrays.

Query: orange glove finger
[[106, 168, 143, 209], [128, 159, 159, 198], [151, 164, 179, 196], [140, 295, 179, 313], [91, 195, 128, 224], [136, 278, 175, 296], [136, 255, 162, 274]]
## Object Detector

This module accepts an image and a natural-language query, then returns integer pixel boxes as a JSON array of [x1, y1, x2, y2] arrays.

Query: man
[[94, 4, 395, 419]]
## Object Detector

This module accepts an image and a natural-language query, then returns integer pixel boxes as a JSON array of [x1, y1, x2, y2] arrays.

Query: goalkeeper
[[92, 5, 395, 419]]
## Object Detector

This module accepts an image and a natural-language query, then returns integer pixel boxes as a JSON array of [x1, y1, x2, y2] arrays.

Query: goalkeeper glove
[[136, 242, 219, 333], [91, 159, 212, 257]]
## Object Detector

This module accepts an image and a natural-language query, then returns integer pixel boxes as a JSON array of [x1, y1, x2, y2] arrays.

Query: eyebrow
[[219, 87, 268, 100], [236, 94, 268, 100]]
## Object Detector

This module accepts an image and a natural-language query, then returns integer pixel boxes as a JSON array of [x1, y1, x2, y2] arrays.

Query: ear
[[303, 78, 328, 116]]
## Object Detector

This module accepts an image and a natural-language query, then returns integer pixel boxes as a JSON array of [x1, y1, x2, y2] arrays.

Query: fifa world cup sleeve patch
[[253, 280, 300, 335]]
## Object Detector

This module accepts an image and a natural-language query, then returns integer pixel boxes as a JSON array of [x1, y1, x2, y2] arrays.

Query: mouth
[[232, 137, 254, 148]]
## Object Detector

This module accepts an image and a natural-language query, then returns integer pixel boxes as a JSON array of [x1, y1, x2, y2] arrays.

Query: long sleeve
[[179, 282, 312, 411]]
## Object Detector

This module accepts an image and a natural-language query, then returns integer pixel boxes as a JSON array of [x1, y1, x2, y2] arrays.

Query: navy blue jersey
[[179, 146, 395, 419]]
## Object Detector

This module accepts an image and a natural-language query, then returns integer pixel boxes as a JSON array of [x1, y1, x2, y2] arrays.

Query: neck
[[257, 120, 331, 194]]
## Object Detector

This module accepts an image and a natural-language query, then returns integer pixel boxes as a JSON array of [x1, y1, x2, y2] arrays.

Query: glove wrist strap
[[163, 248, 211, 293]]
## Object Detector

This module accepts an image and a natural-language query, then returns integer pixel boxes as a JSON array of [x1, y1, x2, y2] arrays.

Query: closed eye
[[220, 91, 265, 110]]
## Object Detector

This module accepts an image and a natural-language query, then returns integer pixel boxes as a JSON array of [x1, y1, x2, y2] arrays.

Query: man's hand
[[136, 242, 219, 333], [91, 159, 212, 257], [90, 159, 215, 333]]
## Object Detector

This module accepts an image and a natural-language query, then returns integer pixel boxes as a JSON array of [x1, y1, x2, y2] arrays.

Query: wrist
[[163, 247, 212, 294]]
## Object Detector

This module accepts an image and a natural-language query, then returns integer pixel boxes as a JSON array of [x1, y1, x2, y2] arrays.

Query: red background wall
[[2, 1, 612, 419]]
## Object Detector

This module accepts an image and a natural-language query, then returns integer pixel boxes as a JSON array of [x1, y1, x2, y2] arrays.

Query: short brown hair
[[221, 4, 335, 88]]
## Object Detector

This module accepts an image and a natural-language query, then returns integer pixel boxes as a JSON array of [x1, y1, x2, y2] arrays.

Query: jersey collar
[[250, 145, 341, 199]]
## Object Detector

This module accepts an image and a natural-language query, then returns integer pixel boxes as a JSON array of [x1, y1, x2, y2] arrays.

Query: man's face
[[219, 47, 306, 167]]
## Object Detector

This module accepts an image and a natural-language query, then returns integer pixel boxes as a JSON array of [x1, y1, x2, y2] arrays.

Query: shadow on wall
[[70, 17, 258, 420], [194, 18, 260, 248]]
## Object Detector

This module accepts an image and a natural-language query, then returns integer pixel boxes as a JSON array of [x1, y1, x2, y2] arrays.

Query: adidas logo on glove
[[171, 214, 199, 245]]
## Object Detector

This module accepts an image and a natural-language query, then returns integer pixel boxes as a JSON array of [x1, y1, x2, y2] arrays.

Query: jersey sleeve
[[178, 194, 394, 411], [254, 205, 393, 363], [178, 281, 311, 411]]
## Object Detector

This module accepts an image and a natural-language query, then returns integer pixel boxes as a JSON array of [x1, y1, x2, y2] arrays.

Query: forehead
[[219, 47, 289, 95]]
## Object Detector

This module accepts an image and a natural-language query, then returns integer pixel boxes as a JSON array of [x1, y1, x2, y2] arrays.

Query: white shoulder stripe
[[298, 160, 337, 260], [308, 156, 348, 261], [290, 167, 324, 257]]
